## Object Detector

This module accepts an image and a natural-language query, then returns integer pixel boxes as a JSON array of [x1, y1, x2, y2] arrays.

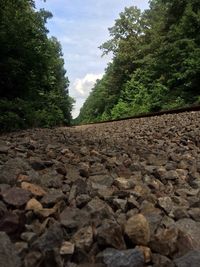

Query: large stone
[[21, 182, 47, 196], [60, 241, 74, 255], [114, 177, 133, 190], [136, 246, 151, 264], [149, 227, 178, 256], [158, 197, 173, 214], [0, 158, 30, 185], [97, 248, 144, 267], [0, 211, 25, 236], [164, 170, 179, 181], [39, 171, 63, 188], [41, 190, 65, 206], [72, 226, 93, 251], [89, 175, 114, 187], [174, 250, 200, 267], [0, 200, 7, 217], [29, 157, 54, 170], [84, 197, 114, 223], [76, 194, 91, 208], [125, 214, 150, 246], [60, 207, 90, 230], [2, 187, 31, 206], [0, 232, 21, 267], [26, 198, 43, 211], [32, 223, 63, 252], [152, 253, 175, 267], [175, 218, 200, 249], [24, 251, 43, 267], [96, 219, 126, 250], [0, 145, 9, 154], [26, 198, 59, 218]]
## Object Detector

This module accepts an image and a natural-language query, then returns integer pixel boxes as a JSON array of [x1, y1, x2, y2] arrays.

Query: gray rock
[[15, 241, 28, 257], [84, 197, 114, 223], [0, 211, 25, 236], [0, 232, 21, 267], [39, 171, 63, 188], [174, 250, 200, 267], [96, 219, 126, 250], [89, 175, 114, 187], [0, 200, 7, 217], [32, 223, 63, 252], [29, 157, 53, 170], [21, 232, 37, 243], [60, 207, 90, 230], [112, 198, 127, 211], [176, 218, 200, 249], [158, 197, 173, 214], [0, 158, 30, 185], [76, 194, 91, 208], [188, 208, 200, 221], [0, 145, 9, 154], [24, 251, 43, 267], [164, 170, 179, 180], [97, 248, 144, 267], [41, 190, 65, 206], [152, 253, 175, 267]]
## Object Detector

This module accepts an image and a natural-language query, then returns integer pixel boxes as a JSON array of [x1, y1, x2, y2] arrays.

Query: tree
[[77, 0, 200, 124], [0, 0, 74, 131]]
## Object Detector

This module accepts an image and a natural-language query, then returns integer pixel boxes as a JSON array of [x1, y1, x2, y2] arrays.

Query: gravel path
[[0, 111, 200, 267]]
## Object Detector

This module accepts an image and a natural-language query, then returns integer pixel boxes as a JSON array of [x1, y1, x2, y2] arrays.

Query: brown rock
[[176, 218, 200, 250], [26, 198, 43, 211], [17, 174, 29, 182], [60, 241, 75, 255], [24, 251, 43, 267], [84, 197, 114, 223], [72, 226, 93, 251], [21, 182, 47, 197], [2, 187, 31, 206], [114, 177, 133, 190], [149, 227, 178, 256], [125, 214, 150, 246], [152, 253, 175, 267], [26, 198, 58, 218], [136, 246, 152, 263]]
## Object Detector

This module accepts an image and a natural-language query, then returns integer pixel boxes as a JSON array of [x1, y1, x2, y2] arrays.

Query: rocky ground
[[0, 111, 200, 267]]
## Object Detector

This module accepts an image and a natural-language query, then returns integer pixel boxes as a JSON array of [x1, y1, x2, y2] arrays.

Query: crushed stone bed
[[0, 111, 200, 267]]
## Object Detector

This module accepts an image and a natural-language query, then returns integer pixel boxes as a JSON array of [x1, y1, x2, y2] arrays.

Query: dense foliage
[[0, 0, 74, 131], [76, 0, 200, 124]]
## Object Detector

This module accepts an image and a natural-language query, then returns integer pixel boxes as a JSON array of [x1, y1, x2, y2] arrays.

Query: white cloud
[[60, 36, 77, 45], [72, 73, 103, 97], [70, 73, 103, 118]]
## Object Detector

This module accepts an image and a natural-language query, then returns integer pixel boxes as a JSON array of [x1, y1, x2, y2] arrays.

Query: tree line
[[0, 0, 74, 132], [76, 0, 200, 124]]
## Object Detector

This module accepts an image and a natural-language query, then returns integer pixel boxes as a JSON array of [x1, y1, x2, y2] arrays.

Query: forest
[[76, 0, 200, 124], [1, 0, 200, 130], [0, 0, 74, 131]]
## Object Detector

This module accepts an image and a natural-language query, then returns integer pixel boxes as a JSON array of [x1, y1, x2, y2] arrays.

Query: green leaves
[[0, 0, 74, 131], [77, 0, 200, 124]]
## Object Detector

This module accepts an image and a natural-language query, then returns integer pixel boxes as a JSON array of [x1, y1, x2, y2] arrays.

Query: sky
[[35, 0, 149, 118]]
